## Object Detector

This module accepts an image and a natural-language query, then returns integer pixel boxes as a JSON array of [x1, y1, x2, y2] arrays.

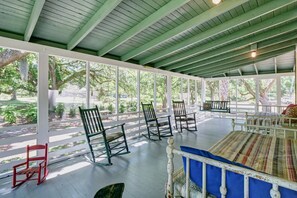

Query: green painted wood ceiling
[[0, 0, 296, 78]]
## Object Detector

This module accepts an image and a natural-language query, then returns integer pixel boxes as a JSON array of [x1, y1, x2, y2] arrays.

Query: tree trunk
[[11, 90, 17, 100], [219, 79, 229, 101]]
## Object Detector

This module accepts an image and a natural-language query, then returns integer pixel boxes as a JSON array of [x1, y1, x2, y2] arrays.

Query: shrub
[[119, 103, 125, 113], [55, 103, 65, 118], [2, 106, 17, 124], [107, 104, 114, 113], [23, 104, 37, 123], [68, 106, 76, 118], [128, 101, 137, 112]]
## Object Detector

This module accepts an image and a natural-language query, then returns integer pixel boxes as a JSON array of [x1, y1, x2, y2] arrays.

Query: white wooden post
[[202, 162, 207, 198], [154, 74, 157, 109], [116, 66, 119, 121], [295, 45, 297, 104], [270, 184, 281, 198], [244, 175, 249, 198], [37, 52, 49, 145], [220, 168, 227, 198], [201, 79, 206, 103], [195, 79, 198, 108], [276, 76, 281, 113], [235, 79, 238, 119], [186, 157, 190, 198], [180, 78, 183, 101], [137, 70, 140, 132], [187, 79, 190, 106], [86, 61, 90, 108], [167, 75, 172, 115], [166, 138, 174, 198], [255, 77, 259, 113]]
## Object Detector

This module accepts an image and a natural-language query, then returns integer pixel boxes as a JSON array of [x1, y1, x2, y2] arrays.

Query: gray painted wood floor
[[0, 118, 233, 198]]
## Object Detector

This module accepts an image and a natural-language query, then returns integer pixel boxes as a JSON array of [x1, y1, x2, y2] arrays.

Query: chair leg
[[157, 127, 161, 140], [106, 143, 112, 165], [88, 143, 96, 163], [147, 126, 151, 140], [12, 169, 16, 188], [180, 120, 183, 133], [121, 127, 130, 153], [168, 118, 173, 136]]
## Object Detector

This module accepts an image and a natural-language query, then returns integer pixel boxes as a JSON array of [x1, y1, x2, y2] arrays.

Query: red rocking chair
[[12, 143, 48, 188]]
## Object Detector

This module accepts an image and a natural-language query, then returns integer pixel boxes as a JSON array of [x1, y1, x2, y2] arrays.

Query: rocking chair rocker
[[79, 106, 130, 165]]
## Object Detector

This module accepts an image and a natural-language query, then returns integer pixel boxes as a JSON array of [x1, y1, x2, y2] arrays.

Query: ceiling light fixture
[[250, 43, 257, 58], [212, 0, 221, 5], [251, 51, 257, 58]]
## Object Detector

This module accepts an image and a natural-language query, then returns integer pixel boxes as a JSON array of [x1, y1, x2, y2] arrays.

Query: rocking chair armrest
[[13, 162, 27, 169], [105, 123, 125, 130], [88, 131, 103, 137]]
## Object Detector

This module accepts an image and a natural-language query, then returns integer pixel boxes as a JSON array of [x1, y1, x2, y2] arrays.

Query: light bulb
[[251, 51, 257, 58], [212, 0, 221, 5]]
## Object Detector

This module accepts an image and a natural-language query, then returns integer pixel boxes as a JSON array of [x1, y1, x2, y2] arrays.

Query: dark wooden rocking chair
[[141, 102, 173, 141], [79, 106, 130, 165], [172, 100, 197, 132]]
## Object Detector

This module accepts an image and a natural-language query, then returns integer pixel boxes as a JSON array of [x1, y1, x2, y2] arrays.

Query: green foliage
[[68, 106, 76, 118], [107, 104, 114, 113], [119, 103, 125, 113], [1, 106, 17, 123], [99, 105, 105, 111], [22, 104, 37, 123], [0, 103, 37, 124], [127, 101, 137, 112], [0, 53, 38, 99], [55, 103, 65, 118]]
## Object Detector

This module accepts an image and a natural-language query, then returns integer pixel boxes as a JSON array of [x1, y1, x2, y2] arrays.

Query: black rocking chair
[[141, 102, 173, 141], [79, 106, 130, 165], [172, 100, 197, 133]]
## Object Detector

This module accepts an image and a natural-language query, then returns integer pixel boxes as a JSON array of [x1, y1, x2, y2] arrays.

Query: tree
[[240, 79, 276, 105]]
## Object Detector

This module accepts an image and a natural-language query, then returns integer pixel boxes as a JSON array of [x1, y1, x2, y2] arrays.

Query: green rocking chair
[[141, 102, 173, 140], [79, 106, 130, 165]]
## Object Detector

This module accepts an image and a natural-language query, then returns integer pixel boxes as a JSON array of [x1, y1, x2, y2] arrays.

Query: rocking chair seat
[[106, 132, 124, 142], [17, 167, 39, 175], [89, 132, 123, 144], [149, 121, 169, 127]]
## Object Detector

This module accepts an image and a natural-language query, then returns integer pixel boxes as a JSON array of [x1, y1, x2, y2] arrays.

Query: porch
[[0, 118, 232, 198]]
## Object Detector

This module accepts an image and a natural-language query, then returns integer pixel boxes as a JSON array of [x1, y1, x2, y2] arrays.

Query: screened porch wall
[[205, 74, 296, 117], [0, 40, 201, 178]]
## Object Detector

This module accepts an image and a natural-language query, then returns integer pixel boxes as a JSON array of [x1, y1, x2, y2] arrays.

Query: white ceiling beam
[[274, 57, 277, 73]]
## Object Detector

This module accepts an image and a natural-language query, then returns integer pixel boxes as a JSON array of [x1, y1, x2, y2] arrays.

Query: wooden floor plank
[[0, 118, 232, 198]]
